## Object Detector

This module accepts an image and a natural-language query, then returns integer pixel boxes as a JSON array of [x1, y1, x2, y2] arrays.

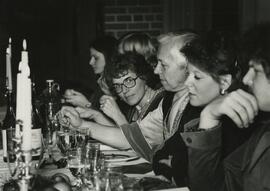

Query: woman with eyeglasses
[[59, 52, 164, 157]]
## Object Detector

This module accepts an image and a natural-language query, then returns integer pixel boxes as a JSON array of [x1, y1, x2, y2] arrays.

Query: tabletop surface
[[0, 107, 189, 191]]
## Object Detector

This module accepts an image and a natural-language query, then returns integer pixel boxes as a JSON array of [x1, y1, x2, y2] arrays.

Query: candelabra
[[10, 120, 32, 191]]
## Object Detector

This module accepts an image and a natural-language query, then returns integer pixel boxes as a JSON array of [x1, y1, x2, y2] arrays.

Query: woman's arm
[[59, 106, 131, 150], [99, 95, 128, 126], [63, 89, 91, 108], [199, 89, 258, 130], [75, 107, 114, 126]]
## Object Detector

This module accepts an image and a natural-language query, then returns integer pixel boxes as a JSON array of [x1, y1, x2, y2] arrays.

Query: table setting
[[0, 39, 189, 191]]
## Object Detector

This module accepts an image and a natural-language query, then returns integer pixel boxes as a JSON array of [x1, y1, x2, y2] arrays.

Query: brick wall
[[103, 0, 164, 38]]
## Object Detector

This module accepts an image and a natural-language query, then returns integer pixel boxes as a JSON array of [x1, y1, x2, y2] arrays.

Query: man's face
[[154, 44, 188, 92], [243, 61, 270, 111]]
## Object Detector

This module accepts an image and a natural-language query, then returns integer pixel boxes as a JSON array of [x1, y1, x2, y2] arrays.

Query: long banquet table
[[0, 106, 189, 191]]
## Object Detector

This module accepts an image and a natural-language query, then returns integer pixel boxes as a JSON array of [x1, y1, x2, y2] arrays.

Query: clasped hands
[[199, 89, 259, 130]]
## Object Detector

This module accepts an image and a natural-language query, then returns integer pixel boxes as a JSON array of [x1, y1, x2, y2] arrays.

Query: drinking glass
[[57, 130, 85, 157], [84, 142, 101, 173], [82, 170, 124, 191], [67, 148, 85, 188]]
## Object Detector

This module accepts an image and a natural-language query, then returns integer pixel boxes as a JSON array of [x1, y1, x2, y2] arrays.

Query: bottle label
[[2, 130, 7, 157], [2, 129, 16, 158], [31, 128, 42, 156]]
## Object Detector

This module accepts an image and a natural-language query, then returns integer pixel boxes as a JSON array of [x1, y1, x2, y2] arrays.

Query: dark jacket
[[153, 100, 252, 188], [184, 112, 270, 191], [153, 103, 202, 187]]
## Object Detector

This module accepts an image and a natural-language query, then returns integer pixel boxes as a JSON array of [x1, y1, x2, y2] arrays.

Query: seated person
[[183, 23, 270, 191], [153, 31, 252, 186], [58, 52, 164, 157], [63, 35, 117, 109], [59, 32, 197, 162], [118, 32, 158, 70]]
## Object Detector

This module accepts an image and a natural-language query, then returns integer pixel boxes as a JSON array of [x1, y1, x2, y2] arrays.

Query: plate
[[103, 151, 139, 163]]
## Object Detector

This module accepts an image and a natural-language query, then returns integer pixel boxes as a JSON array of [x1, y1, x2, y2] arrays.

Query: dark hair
[[104, 52, 159, 94], [90, 35, 118, 70], [181, 30, 241, 92], [240, 23, 270, 79]]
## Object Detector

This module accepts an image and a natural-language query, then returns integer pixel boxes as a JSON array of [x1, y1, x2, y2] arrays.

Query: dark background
[[0, 0, 268, 105]]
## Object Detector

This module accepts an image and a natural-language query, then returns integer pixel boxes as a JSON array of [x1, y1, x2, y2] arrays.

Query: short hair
[[118, 32, 158, 69], [118, 32, 156, 59], [181, 30, 241, 92], [157, 32, 198, 68], [104, 52, 159, 95], [240, 23, 270, 79], [157, 32, 198, 53]]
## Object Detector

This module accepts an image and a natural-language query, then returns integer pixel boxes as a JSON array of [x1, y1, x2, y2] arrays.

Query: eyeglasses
[[112, 76, 140, 94]]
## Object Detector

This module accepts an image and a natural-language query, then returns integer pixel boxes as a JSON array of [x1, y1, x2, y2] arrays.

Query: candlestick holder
[[9, 120, 33, 191]]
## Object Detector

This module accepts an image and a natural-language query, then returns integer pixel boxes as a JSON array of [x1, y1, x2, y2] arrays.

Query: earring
[[220, 88, 226, 95]]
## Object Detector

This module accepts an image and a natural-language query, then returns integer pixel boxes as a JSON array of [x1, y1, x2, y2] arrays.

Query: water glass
[[67, 148, 84, 178], [84, 142, 101, 173], [82, 170, 124, 191]]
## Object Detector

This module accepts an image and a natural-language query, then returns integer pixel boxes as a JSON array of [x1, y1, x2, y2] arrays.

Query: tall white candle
[[16, 39, 32, 152], [6, 38, 12, 90]]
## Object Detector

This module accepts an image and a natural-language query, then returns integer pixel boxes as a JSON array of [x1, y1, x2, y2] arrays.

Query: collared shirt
[[137, 91, 189, 148]]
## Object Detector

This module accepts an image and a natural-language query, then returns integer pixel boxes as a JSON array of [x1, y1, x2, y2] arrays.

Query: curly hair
[[104, 52, 159, 95], [181, 30, 241, 92]]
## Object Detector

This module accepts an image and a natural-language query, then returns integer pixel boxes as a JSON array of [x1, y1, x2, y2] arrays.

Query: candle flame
[[23, 39, 27, 50], [9, 38, 11, 44]]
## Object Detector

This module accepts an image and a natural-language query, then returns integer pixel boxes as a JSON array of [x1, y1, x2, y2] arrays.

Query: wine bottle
[[31, 83, 43, 161], [2, 90, 16, 163]]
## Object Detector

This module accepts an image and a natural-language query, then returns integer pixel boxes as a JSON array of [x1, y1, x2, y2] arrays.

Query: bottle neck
[[6, 90, 14, 111], [4, 90, 15, 119]]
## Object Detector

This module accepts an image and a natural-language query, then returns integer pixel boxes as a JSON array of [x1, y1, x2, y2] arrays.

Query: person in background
[[63, 35, 117, 109], [153, 31, 251, 187], [59, 32, 196, 162], [184, 23, 270, 191], [118, 32, 156, 63]]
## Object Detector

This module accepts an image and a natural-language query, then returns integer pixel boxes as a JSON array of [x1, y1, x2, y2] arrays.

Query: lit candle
[[6, 38, 12, 90], [16, 39, 32, 152]]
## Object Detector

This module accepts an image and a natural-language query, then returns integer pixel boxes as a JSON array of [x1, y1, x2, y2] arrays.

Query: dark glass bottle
[[2, 90, 16, 162], [31, 83, 43, 161]]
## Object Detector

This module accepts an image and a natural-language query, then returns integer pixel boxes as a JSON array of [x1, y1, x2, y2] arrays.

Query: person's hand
[[58, 106, 82, 129], [199, 89, 259, 130], [75, 107, 100, 119], [99, 95, 127, 125], [75, 106, 115, 126], [63, 89, 91, 108]]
